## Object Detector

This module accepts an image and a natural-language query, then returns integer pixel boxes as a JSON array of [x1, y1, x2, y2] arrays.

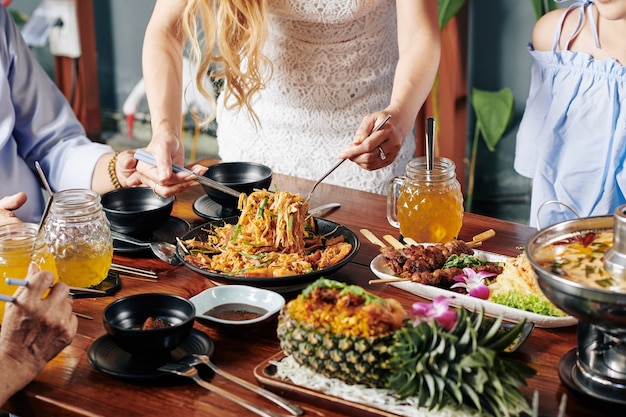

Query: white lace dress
[[216, 0, 415, 194]]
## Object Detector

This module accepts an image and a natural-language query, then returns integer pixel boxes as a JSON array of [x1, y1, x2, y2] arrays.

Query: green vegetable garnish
[[490, 290, 566, 317], [442, 253, 497, 269], [257, 197, 268, 217]]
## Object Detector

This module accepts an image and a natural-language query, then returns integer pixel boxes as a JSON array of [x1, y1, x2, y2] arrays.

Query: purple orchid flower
[[450, 267, 494, 300], [411, 296, 457, 330]]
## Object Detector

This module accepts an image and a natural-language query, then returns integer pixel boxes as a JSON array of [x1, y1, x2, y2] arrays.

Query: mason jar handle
[[386, 176, 405, 228], [536, 200, 580, 230]]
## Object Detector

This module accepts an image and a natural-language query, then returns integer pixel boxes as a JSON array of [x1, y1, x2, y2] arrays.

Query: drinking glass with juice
[[43, 189, 113, 288], [387, 157, 464, 243], [0, 223, 58, 324]]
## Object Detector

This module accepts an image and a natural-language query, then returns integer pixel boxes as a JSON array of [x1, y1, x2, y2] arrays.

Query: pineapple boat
[[277, 278, 535, 417]]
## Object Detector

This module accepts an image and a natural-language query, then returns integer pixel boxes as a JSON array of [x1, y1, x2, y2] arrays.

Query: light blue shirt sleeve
[[0, 6, 112, 223]]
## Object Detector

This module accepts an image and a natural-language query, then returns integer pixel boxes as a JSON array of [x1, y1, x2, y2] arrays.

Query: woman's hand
[[115, 150, 142, 188], [339, 112, 405, 170], [135, 132, 207, 197]]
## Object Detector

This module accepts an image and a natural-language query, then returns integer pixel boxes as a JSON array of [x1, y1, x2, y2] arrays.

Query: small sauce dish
[[190, 285, 285, 327]]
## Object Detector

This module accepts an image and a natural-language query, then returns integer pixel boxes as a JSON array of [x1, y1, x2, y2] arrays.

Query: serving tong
[[158, 354, 303, 417], [134, 150, 242, 199]]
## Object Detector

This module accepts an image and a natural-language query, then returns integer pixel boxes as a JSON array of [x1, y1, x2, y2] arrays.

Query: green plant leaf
[[9, 10, 29, 25], [438, 0, 466, 29], [470, 88, 514, 152], [530, 0, 560, 21]]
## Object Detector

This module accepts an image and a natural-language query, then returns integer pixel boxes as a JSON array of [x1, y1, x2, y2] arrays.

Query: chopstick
[[68, 286, 107, 295], [2, 278, 94, 319], [110, 263, 158, 279]]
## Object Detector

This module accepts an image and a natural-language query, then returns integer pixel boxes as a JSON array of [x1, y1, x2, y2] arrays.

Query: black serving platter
[[176, 217, 360, 292]]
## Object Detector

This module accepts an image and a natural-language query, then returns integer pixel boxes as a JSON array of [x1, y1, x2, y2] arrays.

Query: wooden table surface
[[3, 161, 611, 417]]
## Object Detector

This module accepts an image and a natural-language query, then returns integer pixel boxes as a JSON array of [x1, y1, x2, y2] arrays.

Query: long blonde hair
[[182, 0, 270, 126]]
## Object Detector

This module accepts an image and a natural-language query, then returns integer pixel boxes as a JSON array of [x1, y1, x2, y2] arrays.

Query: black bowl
[[102, 187, 174, 237], [202, 162, 272, 209], [103, 293, 195, 357]]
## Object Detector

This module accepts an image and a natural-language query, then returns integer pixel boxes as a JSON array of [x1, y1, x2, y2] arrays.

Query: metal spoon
[[303, 114, 391, 204], [34, 161, 54, 233], [110, 231, 181, 265], [308, 202, 340, 216], [190, 354, 304, 416]]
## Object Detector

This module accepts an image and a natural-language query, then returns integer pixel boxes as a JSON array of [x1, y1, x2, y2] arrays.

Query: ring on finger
[[377, 146, 387, 161]]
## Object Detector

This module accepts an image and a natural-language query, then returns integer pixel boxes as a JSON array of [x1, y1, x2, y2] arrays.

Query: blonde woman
[[139, 0, 440, 195]]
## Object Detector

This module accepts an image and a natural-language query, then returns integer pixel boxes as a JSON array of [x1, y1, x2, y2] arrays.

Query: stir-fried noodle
[[183, 190, 353, 277]]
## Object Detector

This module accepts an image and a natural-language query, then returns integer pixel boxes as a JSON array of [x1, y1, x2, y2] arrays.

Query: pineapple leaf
[[480, 313, 505, 344], [385, 306, 536, 415], [444, 378, 463, 405], [485, 320, 528, 352], [460, 382, 483, 411]]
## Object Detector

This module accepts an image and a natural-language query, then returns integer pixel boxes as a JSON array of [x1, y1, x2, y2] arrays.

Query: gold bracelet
[[108, 152, 122, 189]]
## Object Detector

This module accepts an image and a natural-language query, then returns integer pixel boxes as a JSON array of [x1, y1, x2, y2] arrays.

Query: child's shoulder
[[531, 8, 570, 52]]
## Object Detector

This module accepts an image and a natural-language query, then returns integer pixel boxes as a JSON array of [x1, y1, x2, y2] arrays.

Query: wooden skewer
[[369, 277, 406, 284], [359, 229, 387, 248], [467, 229, 495, 247], [368, 229, 497, 285], [383, 235, 405, 250]]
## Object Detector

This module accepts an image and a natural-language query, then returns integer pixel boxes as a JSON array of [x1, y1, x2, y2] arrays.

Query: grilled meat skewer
[[381, 240, 473, 275], [380, 239, 503, 289]]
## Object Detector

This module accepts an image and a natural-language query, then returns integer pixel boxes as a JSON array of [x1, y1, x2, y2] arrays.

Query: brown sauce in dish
[[204, 303, 268, 321]]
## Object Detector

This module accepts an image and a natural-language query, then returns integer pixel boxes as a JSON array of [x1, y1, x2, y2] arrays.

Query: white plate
[[370, 249, 577, 328], [190, 285, 285, 326]]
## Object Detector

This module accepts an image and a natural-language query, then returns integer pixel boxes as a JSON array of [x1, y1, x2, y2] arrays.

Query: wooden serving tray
[[253, 352, 401, 417]]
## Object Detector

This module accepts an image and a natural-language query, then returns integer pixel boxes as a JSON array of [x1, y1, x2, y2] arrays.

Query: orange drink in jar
[[387, 157, 464, 243], [43, 189, 113, 288], [0, 223, 58, 324]]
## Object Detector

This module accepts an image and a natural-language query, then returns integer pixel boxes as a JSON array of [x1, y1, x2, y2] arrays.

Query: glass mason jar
[[44, 189, 113, 288], [0, 222, 58, 324], [387, 157, 464, 243]]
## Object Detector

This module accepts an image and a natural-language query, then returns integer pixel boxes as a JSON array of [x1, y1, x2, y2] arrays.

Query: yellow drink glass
[[0, 223, 58, 325], [387, 157, 464, 243], [43, 189, 113, 288]]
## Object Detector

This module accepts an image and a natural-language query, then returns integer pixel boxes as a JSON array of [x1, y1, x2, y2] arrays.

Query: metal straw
[[426, 117, 435, 171]]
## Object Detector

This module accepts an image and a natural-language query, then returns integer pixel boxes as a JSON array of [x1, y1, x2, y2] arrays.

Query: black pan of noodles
[[176, 217, 360, 292]]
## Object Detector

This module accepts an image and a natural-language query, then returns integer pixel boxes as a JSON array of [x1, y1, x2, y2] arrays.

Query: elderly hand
[[0, 265, 77, 405], [339, 112, 404, 171], [0, 192, 27, 227], [136, 132, 207, 197]]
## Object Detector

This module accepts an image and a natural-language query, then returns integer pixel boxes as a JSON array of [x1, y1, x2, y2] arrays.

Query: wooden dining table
[[2, 159, 610, 417]]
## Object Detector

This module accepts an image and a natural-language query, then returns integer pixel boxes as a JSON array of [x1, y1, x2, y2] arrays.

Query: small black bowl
[[102, 187, 174, 237], [103, 293, 195, 358], [202, 162, 272, 209]]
